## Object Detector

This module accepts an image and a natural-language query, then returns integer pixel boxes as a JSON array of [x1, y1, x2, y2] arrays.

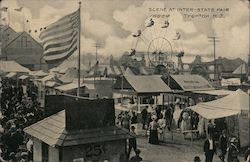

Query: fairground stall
[[24, 95, 134, 162], [190, 89, 249, 147], [113, 75, 171, 112]]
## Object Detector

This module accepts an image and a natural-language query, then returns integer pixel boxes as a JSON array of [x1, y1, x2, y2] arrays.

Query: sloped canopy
[[124, 75, 171, 94], [24, 110, 134, 147], [170, 74, 214, 91], [232, 63, 246, 74], [124, 67, 135, 76], [59, 67, 77, 83], [6, 72, 16, 78], [30, 70, 48, 77], [0, 61, 30, 73], [190, 89, 249, 119], [192, 89, 234, 96], [19, 75, 29, 80]]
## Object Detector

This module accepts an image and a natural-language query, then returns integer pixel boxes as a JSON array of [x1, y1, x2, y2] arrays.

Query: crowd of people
[[116, 97, 249, 162], [0, 78, 44, 162]]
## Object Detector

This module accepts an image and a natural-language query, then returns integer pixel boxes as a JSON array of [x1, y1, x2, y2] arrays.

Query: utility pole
[[93, 42, 102, 83], [208, 36, 219, 81], [93, 42, 102, 62]]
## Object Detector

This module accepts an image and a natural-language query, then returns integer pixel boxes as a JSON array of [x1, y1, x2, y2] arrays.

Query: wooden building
[[24, 95, 134, 162], [0, 25, 46, 70]]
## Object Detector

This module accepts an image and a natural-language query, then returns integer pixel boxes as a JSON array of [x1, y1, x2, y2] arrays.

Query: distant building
[[0, 25, 46, 70]]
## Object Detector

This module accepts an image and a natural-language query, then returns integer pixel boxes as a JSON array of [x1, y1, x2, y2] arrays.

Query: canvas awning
[[39, 74, 56, 83], [45, 81, 58, 87], [55, 82, 94, 92], [0, 61, 30, 73], [6, 72, 16, 78], [192, 89, 234, 96], [19, 75, 29, 80], [30, 70, 48, 77], [124, 75, 171, 94], [170, 74, 214, 91], [190, 89, 249, 119]]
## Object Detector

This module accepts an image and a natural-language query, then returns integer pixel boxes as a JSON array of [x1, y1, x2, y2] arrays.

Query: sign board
[[64, 96, 115, 130]]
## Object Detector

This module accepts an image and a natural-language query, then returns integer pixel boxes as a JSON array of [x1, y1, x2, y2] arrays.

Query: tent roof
[[0, 61, 30, 73], [59, 67, 77, 83], [6, 72, 16, 78], [232, 63, 246, 74], [124, 67, 135, 76], [190, 89, 249, 119], [192, 89, 234, 96], [124, 75, 171, 93], [24, 110, 134, 147], [19, 75, 29, 80], [39, 74, 56, 83], [30, 70, 48, 77], [55, 83, 85, 91], [55, 82, 95, 91], [45, 81, 59, 87], [170, 74, 214, 91]]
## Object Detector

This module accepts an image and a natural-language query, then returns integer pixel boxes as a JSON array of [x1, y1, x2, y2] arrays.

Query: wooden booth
[[24, 95, 134, 162]]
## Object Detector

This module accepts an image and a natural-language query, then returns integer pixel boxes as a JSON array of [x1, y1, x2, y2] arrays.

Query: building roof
[[0, 61, 30, 73], [124, 75, 171, 94], [170, 74, 213, 91], [24, 110, 134, 147]]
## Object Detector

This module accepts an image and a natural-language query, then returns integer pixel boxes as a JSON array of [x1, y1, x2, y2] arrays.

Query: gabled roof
[[4, 31, 42, 49], [124, 75, 171, 94], [170, 74, 213, 91], [24, 110, 134, 147]]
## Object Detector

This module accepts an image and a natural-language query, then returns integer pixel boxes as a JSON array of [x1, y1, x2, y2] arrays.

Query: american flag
[[40, 9, 80, 63]]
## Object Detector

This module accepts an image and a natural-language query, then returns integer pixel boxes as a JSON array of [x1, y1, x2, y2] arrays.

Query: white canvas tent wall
[[190, 89, 249, 147]]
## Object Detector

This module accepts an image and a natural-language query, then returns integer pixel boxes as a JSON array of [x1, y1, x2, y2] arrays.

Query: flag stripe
[[40, 23, 72, 40], [42, 30, 73, 44], [41, 9, 79, 38], [44, 35, 78, 55], [40, 9, 80, 62], [43, 31, 78, 50], [44, 45, 78, 61]]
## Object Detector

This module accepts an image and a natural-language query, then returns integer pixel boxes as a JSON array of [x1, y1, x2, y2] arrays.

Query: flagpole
[[77, 1, 81, 97]]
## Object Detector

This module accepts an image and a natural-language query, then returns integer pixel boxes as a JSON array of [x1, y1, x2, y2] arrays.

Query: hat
[[21, 152, 28, 157], [230, 137, 238, 143], [193, 156, 201, 162]]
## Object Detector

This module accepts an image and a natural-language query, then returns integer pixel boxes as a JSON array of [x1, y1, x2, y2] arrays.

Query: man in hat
[[227, 137, 239, 162], [204, 134, 216, 162]]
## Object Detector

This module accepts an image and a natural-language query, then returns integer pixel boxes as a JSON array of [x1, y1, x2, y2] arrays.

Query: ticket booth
[[24, 95, 134, 162]]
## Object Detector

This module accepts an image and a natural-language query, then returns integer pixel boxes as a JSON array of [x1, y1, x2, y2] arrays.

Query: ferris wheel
[[129, 16, 184, 70]]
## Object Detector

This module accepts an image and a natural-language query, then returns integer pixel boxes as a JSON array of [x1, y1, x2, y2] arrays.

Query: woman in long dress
[[149, 116, 159, 144], [173, 101, 182, 129]]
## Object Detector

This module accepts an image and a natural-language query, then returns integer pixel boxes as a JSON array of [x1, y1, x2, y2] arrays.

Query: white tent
[[0, 61, 30, 73], [190, 89, 249, 119], [190, 89, 249, 147]]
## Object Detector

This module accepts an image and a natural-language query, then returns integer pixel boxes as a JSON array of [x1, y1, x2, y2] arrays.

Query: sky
[[0, 0, 249, 63]]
